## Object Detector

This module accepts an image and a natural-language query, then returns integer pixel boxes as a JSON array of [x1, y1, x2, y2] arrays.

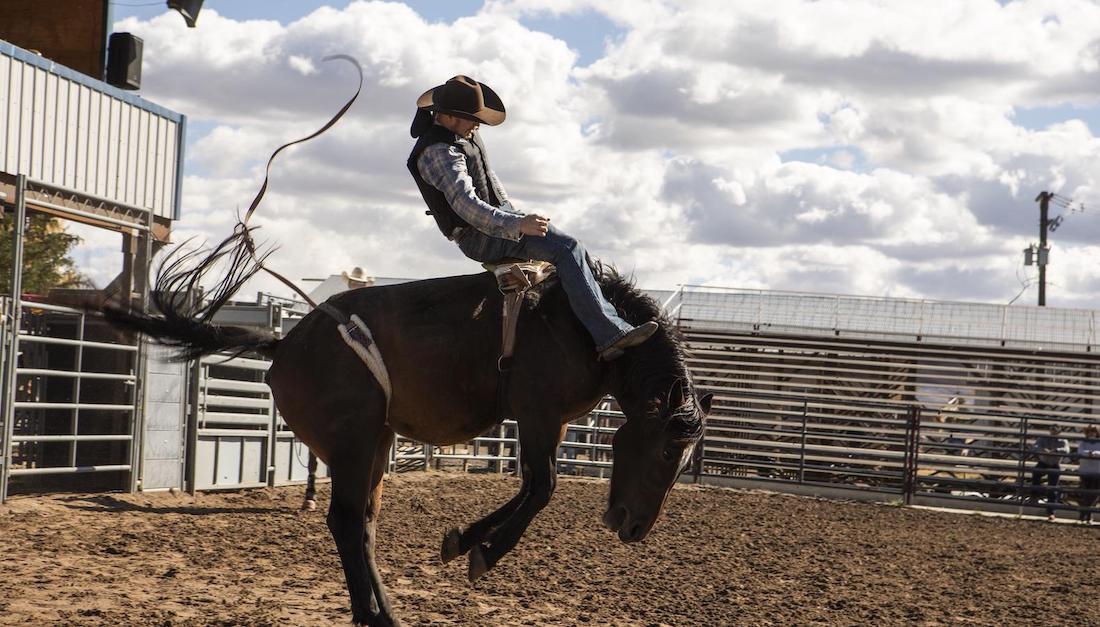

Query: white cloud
[[93, 0, 1100, 311]]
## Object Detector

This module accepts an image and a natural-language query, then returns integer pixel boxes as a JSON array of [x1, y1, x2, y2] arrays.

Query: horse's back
[[271, 271, 602, 450], [273, 273, 503, 445]]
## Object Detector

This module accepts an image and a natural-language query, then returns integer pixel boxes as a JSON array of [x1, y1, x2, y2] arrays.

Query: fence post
[[692, 415, 705, 484], [798, 401, 808, 483], [903, 406, 921, 505], [266, 393, 278, 487], [1015, 415, 1030, 512], [592, 413, 602, 478], [0, 174, 25, 504], [184, 358, 202, 494]]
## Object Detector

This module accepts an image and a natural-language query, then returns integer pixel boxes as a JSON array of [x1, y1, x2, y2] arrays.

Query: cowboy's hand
[[519, 214, 550, 237]]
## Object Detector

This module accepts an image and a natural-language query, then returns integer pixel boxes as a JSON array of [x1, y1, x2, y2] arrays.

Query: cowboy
[[407, 75, 657, 361], [341, 266, 373, 289]]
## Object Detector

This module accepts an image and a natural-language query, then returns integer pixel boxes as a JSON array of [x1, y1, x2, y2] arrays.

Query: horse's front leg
[[466, 424, 560, 581], [440, 470, 529, 564], [440, 422, 566, 566]]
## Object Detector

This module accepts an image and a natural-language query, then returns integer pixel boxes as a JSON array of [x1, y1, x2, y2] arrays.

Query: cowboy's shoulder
[[421, 141, 463, 158]]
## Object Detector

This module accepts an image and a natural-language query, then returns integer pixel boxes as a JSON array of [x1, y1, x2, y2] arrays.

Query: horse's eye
[[662, 446, 677, 462]]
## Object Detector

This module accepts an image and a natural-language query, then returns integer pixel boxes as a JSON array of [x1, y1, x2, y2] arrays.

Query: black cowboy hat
[[416, 75, 506, 126]]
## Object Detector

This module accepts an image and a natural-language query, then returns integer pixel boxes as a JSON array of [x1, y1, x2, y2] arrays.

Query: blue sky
[[111, 0, 619, 66]]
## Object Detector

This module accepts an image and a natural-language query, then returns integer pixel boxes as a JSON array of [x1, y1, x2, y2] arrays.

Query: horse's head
[[604, 373, 712, 543]]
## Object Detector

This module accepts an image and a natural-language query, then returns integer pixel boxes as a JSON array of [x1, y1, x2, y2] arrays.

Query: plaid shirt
[[416, 136, 524, 241]]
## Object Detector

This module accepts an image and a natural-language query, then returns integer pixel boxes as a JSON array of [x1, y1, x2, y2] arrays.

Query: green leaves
[[0, 213, 91, 295]]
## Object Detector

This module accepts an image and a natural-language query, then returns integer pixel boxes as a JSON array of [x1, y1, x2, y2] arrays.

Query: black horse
[[104, 233, 711, 626]]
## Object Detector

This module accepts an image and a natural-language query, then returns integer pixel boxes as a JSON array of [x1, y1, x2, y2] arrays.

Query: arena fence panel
[[675, 284, 1100, 519], [390, 401, 620, 478], [0, 300, 139, 500], [190, 353, 328, 491]]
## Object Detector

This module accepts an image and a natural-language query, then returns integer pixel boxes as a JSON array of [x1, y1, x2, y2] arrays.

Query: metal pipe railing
[[0, 175, 27, 502]]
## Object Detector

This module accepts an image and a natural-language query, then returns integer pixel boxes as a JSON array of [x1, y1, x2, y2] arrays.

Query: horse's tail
[[100, 224, 280, 361], [102, 304, 279, 361]]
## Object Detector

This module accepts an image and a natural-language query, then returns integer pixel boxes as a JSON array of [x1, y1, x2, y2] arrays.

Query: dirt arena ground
[[0, 472, 1095, 626]]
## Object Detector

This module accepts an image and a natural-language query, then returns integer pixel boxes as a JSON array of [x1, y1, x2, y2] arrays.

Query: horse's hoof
[[301, 499, 317, 511], [468, 544, 489, 582], [440, 527, 462, 563]]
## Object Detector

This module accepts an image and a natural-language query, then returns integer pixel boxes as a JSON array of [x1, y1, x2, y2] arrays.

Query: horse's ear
[[698, 393, 713, 416]]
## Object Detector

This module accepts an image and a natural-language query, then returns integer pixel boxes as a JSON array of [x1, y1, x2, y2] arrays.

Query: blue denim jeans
[[455, 224, 634, 351]]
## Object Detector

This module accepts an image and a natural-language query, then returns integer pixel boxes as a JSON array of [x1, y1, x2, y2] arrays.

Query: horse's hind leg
[[302, 451, 318, 511], [363, 427, 396, 621], [327, 414, 398, 626]]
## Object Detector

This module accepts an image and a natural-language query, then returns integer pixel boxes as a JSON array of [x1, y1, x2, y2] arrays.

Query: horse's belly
[[386, 404, 498, 447], [382, 359, 499, 445]]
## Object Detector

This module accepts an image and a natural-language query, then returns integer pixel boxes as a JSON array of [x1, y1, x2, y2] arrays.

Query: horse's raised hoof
[[440, 527, 462, 563], [301, 498, 317, 511], [468, 544, 489, 582]]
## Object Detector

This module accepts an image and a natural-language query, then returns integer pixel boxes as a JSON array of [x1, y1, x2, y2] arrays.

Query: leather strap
[[499, 291, 525, 366], [238, 55, 364, 309], [495, 280, 531, 427]]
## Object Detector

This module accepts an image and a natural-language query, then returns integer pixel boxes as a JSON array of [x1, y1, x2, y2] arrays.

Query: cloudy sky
[[93, 0, 1100, 309]]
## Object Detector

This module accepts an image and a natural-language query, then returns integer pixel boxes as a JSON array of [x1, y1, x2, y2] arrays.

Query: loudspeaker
[[106, 32, 142, 90]]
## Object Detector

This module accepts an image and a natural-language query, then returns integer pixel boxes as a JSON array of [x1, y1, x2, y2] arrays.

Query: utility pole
[[1036, 191, 1050, 306]]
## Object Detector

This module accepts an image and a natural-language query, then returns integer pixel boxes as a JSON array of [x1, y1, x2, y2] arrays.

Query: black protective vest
[[408, 124, 505, 237]]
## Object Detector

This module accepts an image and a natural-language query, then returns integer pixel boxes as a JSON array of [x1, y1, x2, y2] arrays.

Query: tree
[[0, 212, 94, 295]]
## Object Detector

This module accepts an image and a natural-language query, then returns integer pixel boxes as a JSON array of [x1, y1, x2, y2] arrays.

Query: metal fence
[[0, 299, 139, 500], [189, 353, 328, 490], [390, 401, 621, 478], [7, 276, 1100, 525], [682, 322, 1100, 519], [193, 312, 1100, 521], [695, 391, 1100, 517]]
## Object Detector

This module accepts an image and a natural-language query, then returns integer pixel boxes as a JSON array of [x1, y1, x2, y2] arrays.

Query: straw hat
[[341, 267, 372, 286]]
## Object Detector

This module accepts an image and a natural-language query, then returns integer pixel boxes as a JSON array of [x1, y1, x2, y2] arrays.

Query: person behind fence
[[1075, 424, 1100, 524], [407, 75, 658, 362], [1029, 425, 1069, 521]]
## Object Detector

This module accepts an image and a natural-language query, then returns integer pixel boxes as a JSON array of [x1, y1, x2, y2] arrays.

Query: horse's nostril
[[628, 521, 644, 540], [603, 505, 627, 531]]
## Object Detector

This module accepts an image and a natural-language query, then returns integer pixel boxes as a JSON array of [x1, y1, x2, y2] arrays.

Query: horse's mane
[[593, 263, 686, 360], [592, 264, 702, 440]]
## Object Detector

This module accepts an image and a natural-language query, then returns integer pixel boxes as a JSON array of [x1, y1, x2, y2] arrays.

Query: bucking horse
[[99, 57, 711, 627]]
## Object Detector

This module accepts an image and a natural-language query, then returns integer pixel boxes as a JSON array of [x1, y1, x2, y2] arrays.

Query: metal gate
[[189, 352, 327, 491], [0, 299, 141, 500]]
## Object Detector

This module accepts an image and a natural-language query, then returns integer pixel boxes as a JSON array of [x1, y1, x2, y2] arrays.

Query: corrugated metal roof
[[671, 286, 1099, 353]]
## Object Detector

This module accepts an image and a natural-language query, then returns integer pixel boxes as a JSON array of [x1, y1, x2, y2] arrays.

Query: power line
[[1007, 281, 1033, 305], [1008, 263, 1038, 305], [1052, 193, 1087, 214]]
